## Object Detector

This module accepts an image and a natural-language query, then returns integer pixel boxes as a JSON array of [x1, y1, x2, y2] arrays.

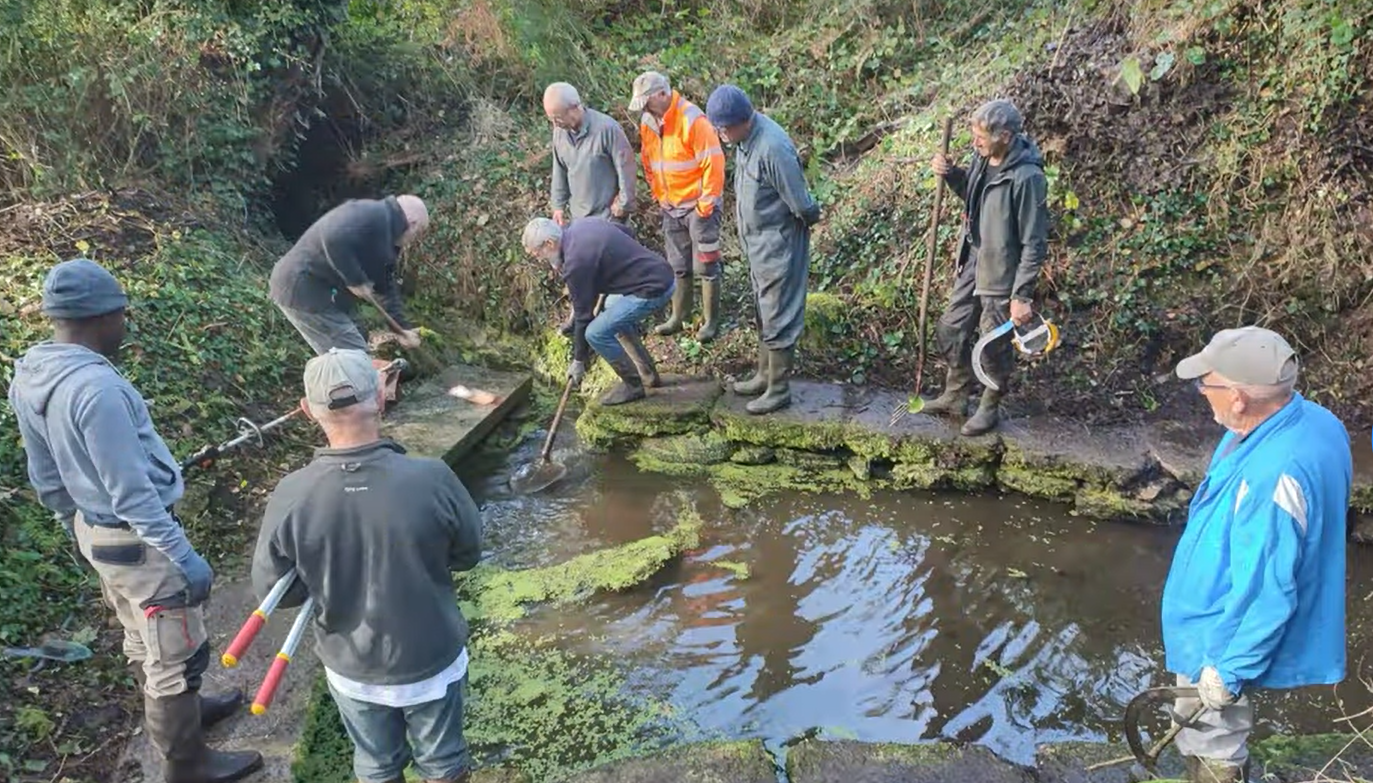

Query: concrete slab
[[383, 364, 533, 464], [1000, 417, 1154, 488], [556, 739, 776, 783], [1032, 741, 1184, 783], [577, 374, 724, 445], [785, 739, 1034, 783]]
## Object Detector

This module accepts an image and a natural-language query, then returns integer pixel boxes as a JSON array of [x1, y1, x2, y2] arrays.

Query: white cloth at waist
[[325, 647, 468, 709]]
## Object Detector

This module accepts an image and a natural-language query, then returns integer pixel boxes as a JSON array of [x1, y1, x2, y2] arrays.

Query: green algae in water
[[458, 511, 703, 625], [707, 462, 875, 509], [708, 560, 750, 579]]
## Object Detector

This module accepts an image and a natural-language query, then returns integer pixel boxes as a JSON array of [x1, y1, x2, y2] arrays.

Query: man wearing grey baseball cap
[[1160, 325, 1350, 783], [8, 258, 263, 782], [252, 348, 482, 783]]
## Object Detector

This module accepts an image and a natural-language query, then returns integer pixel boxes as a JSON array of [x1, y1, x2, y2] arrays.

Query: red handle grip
[[251, 654, 291, 715], [221, 612, 266, 668]]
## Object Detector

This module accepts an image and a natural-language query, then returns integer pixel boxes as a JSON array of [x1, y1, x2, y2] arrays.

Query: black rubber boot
[[558, 313, 574, 337], [600, 354, 646, 406], [732, 340, 769, 396], [617, 328, 661, 388], [131, 663, 243, 730], [960, 388, 1003, 436], [696, 277, 721, 342], [654, 277, 692, 336], [746, 346, 794, 415], [920, 366, 973, 416], [147, 691, 263, 783]]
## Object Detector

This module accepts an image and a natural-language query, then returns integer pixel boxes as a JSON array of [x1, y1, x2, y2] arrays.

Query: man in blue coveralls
[[1163, 325, 1350, 783]]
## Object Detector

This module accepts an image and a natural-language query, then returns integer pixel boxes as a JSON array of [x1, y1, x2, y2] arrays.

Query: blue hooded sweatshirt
[[7, 342, 193, 564], [1161, 392, 1349, 696]]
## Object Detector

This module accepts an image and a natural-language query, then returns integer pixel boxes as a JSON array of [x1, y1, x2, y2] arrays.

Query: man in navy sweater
[[521, 216, 675, 405]]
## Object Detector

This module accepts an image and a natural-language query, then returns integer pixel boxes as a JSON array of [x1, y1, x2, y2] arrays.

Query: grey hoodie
[[7, 342, 193, 563]]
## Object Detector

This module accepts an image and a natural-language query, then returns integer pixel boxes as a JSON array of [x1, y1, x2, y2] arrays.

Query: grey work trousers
[[1173, 673, 1255, 766], [662, 208, 723, 281], [278, 303, 370, 356], [934, 256, 1014, 392], [74, 514, 210, 698]]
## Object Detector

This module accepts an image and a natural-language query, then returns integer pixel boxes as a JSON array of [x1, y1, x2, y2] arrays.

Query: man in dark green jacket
[[923, 99, 1049, 436], [706, 84, 821, 415]]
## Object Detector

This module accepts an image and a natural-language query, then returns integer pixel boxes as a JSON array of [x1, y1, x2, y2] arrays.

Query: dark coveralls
[[935, 134, 1050, 395]]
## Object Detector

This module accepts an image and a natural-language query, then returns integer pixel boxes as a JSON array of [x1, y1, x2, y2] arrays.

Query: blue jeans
[[584, 283, 675, 362], [328, 677, 472, 783]]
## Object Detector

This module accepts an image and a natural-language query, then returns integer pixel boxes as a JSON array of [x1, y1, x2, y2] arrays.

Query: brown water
[[456, 434, 1373, 767]]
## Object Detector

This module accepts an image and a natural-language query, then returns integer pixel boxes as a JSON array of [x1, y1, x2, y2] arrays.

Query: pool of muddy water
[[455, 433, 1373, 768]]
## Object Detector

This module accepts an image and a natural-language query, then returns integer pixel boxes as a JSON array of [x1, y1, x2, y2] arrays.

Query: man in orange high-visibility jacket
[[630, 71, 727, 342]]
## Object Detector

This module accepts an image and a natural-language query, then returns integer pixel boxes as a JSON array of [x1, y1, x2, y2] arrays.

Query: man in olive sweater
[[269, 195, 430, 356], [251, 348, 482, 783]]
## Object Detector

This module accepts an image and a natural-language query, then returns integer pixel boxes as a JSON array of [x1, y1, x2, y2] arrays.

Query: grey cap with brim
[[1175, 325, 1298, 385], [304, 348, 380, 410], [629, 70, 670, 113]]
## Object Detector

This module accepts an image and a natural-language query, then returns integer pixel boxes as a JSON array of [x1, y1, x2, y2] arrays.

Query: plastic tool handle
[[251, 596, 314, 715], [221, 569, 297, 668]]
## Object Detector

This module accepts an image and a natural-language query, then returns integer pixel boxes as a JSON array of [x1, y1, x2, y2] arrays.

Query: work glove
[[1197, 666, 1236, 710], [568, 359, 586, 387], [174, 550, 215, 606]]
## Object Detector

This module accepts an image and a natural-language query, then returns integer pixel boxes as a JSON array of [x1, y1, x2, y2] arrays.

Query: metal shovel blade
[[509, 458, 569, 495]]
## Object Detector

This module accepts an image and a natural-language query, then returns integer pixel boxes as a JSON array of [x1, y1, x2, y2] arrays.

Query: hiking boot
[[146, 691, 263, 783], [617, 328, 661, 388], [654, 277, 692, 336], [746, 346, 794, 415], [732, 340, 769, 396], [920, 367, 972, 416], [696, 277, 722, 342], [960, 389, 1003, 436], [600, 354, 646, 406], [131, 663, 243, 730]]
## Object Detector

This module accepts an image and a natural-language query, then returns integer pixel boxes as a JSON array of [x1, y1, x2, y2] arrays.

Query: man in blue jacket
[[1164, 325, 1350, 783]]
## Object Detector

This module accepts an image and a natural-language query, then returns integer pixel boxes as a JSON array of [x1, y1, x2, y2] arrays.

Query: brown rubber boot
[[696, 277, 721, 342], [960, 388, 1003, 436], [746, 346, 794, 415], [600, 354, 646, 406], [617, 329, 661, 388], [654, 277, 692, 336], [920, 366, 972, 416], [130, 662, 244, 730], [147, 691, 263, 783], [732, 340, 769, 396]]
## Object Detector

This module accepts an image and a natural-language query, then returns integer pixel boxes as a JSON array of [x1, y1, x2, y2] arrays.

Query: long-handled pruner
[[250, 595, 316, 715], [1086, 685, 1206, 780], [221, 570, 297, 668]]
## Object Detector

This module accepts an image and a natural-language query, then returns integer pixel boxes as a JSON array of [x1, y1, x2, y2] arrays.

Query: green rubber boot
[[746, 346, 794, 415], [696, 277, 722, 342], [732, 341, 769, 396], [654, 278, 692, 336], [921, 366, 972, 416], [960, 388, 1003, 436]]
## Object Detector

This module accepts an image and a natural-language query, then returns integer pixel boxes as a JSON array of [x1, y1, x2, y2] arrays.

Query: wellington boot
[[558, 313, 574, 337], [1185, 756, 1249, 783], [732, 341, 769, 396], [600, 354, 646, 406], [695, 277, 722, 342], [147, 691, 263, 783], [130, 663, 243, 730], [654, 278, 692, 336], [920, 367, 973, 416], [746, 346, 794, 415], [617, 329, 661, 388], [960, 389, 1003, 436]]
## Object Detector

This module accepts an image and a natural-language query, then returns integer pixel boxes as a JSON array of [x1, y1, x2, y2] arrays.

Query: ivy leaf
[[1150, 51, 1176, 81], [1118, 57, 1144, 95], [1185, 46, 1206, 65]]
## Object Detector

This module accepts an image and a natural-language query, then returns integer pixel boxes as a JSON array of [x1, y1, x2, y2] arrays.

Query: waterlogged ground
[[454, 430, 1373, 775]]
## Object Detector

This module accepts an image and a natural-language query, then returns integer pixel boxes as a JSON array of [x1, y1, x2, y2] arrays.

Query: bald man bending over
[[270, 195, 431, 356]]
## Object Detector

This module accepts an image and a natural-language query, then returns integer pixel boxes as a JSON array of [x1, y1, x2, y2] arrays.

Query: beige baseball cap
[[1175, 325, 1298, 385], [629, 71, 670, 112], [304, 348, 380, 410]]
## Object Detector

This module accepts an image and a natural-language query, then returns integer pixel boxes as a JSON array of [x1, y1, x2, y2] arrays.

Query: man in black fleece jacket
[[251, 348, 482, 783], [521, 216, 675, 405], [269, 195, 430, 356]]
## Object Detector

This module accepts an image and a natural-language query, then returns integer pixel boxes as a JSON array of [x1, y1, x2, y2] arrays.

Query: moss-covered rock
[[729, 445, 776, 465], [706, 462, 874, 509], [577, 377, 723, 448], [786, 739, 1033, 783], [776, 447, 845, 470], [629, 432, 734, 477], [459, 506, 703, 625], [557, 739, 776, 783], [1250, 732, 1373, 781]]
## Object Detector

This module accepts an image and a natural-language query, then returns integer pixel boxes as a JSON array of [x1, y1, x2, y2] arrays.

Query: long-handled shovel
[[892, 116, 955, 426], [508, 376, 575, 495]]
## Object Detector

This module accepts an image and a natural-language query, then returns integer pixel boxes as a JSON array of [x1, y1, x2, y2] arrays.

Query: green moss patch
[[558, 739, 776, 783], [706, 462, 874, 509], [577, 378, 723, 448], [628, 432, 734, 477], [786, 739, 1032, 783]]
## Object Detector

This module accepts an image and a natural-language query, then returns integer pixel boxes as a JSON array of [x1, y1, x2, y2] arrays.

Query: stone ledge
[[554, 739, 776, 783], [786, 739, 1034, 783], [576, 376, 1373, 526]]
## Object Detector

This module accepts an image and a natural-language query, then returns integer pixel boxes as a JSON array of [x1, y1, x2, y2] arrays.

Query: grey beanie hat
[[41, 258, 129, 319]]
